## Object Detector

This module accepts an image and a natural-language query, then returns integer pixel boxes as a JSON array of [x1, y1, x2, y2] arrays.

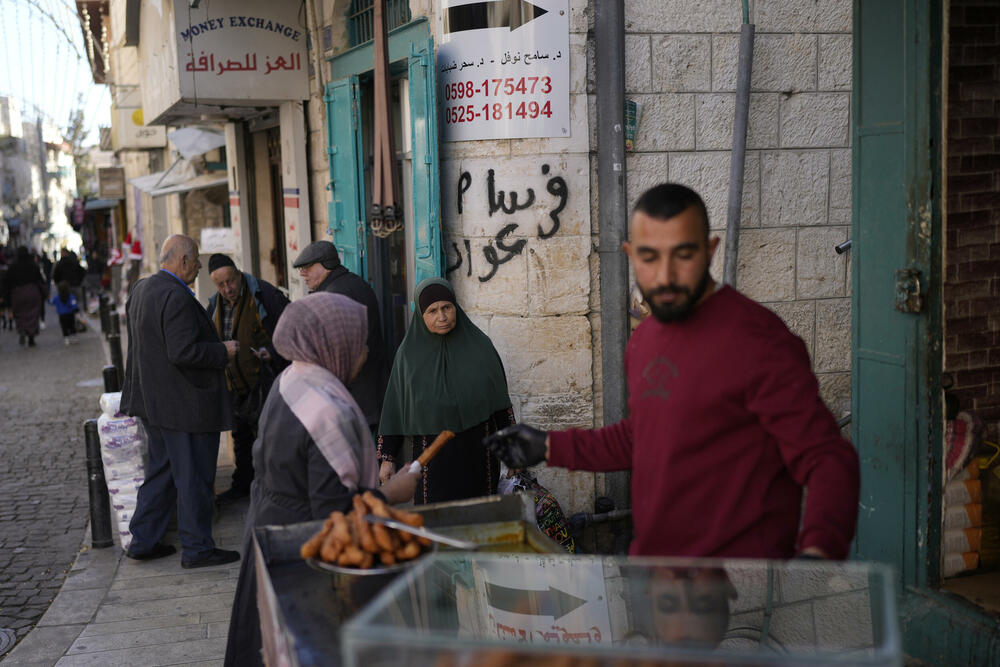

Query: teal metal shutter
[[325, 75, 367, 278], [407, 37, 443, 286]]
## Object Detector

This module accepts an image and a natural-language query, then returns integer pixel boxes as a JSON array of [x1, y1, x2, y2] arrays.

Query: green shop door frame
[[323, 17, 443, 287], [853, 0, 1000, 662]]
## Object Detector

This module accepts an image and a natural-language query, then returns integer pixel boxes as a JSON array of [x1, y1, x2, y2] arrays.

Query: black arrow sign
[[444, 0, 549, 35], [485, 582, 587, 620]]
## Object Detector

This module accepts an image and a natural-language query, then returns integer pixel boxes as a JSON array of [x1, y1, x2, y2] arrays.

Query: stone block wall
[[622, 0, 854, 420], [944, 1, 1000, 431], [432, 0, 597, 512]]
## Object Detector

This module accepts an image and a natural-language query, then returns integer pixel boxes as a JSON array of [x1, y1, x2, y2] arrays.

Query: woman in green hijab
[[378, 278, 515, 504]]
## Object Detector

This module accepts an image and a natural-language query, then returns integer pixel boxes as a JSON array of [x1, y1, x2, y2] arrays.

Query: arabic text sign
[[200, 227, 237, 254], [115, 108, 167, 150], [438, 0, 570, 141], [473, 555, 612, 647], [174, 0, 309, 103]]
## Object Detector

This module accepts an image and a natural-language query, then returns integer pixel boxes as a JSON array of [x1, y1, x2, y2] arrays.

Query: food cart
[[253, 493, 565, 666], [254, 494, 901, 667]]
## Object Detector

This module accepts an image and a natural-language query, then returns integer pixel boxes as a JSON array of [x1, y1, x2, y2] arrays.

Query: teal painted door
[[325, 75, 367, 278], [852, 0, 940, 587], [408, 37, 443, 287]]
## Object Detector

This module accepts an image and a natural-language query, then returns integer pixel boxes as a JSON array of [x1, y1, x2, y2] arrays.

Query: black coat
[[52, 256, 85, 287], [314, 266, 387, 426], [120, 271, 232, 433]]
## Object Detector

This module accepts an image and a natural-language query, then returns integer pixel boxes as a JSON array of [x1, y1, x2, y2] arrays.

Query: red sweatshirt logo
[[640, 357, 679, 400]]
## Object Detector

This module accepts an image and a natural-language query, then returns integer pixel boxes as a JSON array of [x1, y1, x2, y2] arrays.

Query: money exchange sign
[[437, 0, 570, 141]]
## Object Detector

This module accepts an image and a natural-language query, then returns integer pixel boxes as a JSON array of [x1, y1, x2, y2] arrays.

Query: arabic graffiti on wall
[[446, 163, 569, 283]]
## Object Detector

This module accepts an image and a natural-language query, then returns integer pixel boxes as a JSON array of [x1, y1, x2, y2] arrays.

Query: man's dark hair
[[632, 183, 710, 239]]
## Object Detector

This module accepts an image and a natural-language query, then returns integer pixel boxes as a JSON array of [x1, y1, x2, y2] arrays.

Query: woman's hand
[[379, 460, 397, 484], [379, 467, 419, 504]]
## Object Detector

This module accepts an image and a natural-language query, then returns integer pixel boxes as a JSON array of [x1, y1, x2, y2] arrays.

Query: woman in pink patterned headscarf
[[225, 292, 417, 667]]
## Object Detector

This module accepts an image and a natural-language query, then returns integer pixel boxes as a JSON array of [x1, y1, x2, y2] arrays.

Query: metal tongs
[[363, 514, 479, 550]]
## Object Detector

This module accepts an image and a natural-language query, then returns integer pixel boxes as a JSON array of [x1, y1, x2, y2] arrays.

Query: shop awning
[[147, 172, 228, 196], [129, 159, 227, 197], [167, 127, 227, 160], [84, 199, 120, 210]]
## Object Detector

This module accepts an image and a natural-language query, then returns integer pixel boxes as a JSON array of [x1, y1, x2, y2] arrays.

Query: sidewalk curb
[[2, 526, 122, 666]]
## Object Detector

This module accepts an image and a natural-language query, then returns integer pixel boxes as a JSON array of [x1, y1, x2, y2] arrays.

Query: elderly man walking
[[120, 235, 241, 568], [292, 241, 387, 436], [206, 253, 290, 503]]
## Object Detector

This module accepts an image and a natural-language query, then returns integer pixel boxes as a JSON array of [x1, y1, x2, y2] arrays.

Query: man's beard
[[641, 269, 712, 323]]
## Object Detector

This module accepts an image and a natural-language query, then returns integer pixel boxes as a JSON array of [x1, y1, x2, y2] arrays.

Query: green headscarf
[[378, 278, 512, 436]]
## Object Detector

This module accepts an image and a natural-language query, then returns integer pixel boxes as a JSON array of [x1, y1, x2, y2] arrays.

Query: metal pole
[[84, 420, 114, 548], [108, 333, 124, 385], [103, 365, 121, 393], [723, 23, 755, 287], [595, 0, 630, 511], [98, 293, 111, 335]]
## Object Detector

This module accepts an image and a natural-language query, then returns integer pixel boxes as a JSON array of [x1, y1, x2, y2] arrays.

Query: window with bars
[[348, 0, 412, 46]]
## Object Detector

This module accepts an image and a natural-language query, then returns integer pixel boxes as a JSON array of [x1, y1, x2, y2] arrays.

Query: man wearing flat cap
[[206, 253, 291, 503], [293, 241, 387, 436]]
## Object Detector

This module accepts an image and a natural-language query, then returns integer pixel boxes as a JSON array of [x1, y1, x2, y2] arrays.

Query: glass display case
[[342, 554, 901, 666]]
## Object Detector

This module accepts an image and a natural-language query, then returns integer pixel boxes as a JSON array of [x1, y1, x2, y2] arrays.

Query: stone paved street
[[0, 304, 106, 657]]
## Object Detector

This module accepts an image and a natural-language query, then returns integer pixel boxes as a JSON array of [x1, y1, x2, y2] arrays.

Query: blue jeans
[[128, 424, 220, 560]]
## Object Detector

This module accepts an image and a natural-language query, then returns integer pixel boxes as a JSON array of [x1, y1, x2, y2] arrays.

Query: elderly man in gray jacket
[[120, 235, 240, 568]]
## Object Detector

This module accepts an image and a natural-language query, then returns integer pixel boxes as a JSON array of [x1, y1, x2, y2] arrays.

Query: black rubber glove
[[484, 424, 549, 468]]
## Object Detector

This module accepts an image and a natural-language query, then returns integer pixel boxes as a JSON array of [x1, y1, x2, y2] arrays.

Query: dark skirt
[[224, 483, 310, 667], [11, 284, 43, 336], [412, 408, 513, 505]]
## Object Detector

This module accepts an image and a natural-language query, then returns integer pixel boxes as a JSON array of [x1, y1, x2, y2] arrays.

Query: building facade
[[84, 0, 1000, 661]]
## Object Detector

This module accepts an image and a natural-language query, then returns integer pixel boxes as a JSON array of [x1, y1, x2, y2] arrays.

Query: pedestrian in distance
[[120, 234, 241, 568], [52, 248, 85, 312], [205, 253, 291, 504], [35, 249, 52, 329], [5, 247, 46, 347], [293, 240, 388, 438], [377, 278, 515, 504], [486, 183, 860, 560], [0, 247, 11, 331], [49, 281, 80, 345]]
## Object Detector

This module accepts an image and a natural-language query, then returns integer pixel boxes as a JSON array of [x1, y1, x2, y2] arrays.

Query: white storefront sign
[[115, 107, 167, 149], [176, 0, 309, 103], [437, 0, 569, 141], [472, 555, 612, 646], [140, 0, 308, 123], [200, 227, 238, 254]]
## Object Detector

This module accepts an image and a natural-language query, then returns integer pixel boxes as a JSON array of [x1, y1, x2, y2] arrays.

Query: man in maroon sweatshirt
[[486, 183, 860, 560]]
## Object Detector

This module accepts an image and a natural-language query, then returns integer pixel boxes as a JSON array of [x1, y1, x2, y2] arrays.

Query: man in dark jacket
[[120, 235, 241, 569], [206, 254, 290, 503], [292, 241, 386, 434]]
